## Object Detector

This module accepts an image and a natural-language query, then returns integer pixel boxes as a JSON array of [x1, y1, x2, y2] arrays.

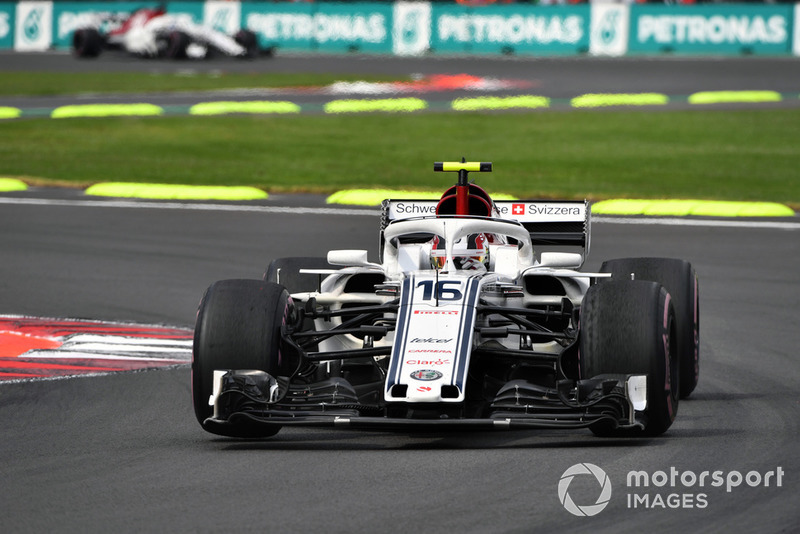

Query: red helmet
[[435, 183, 495, 217]]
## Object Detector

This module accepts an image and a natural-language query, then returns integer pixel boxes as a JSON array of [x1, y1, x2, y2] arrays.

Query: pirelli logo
[[413, 310, 459, 315]]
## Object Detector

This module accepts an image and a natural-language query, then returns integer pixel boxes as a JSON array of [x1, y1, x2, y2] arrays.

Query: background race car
[[72, 7, 262, 60]]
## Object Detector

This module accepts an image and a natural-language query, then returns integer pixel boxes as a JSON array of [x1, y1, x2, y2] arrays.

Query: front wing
[[203, 370, 649, 434]]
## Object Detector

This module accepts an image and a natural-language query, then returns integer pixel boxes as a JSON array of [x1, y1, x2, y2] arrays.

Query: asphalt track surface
[[1, 54, 800, 532], [3, 52, 800, 112], [1, 190, 799, 533]]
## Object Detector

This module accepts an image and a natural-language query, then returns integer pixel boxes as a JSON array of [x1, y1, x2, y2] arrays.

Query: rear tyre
[[72, 28, 103, 58], [234, 29, 259, 58], [164, 31, 190, 59], [264, 257, 330, 293], [601, 257, 699, 398], [580, 280, 679, 436], [192, 279, 293, 437]]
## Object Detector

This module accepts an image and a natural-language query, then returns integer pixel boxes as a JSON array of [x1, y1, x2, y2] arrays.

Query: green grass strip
[[451, 95, 550, 112], [324, 98, 427, 114], [592, 199, 794, 217], [571, 93, 669, 108], [688, 91, 782, 105], [327, 189, 515, 206], [2, 110, 797, 206], [51, 104, 164, 119], [0, 177, 28, 192], [0, 107, 22, 120], [85, 182, 267, 201], [189, 101, 301, 116]]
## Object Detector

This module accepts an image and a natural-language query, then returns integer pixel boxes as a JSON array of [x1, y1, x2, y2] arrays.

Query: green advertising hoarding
[[431, 4, 590, 56], [166, 1, 204, 25], [629, 5, 794, 55], [2, 1, 799, 58], [0, 2, 13, 50], [243, 2, 392, 54]]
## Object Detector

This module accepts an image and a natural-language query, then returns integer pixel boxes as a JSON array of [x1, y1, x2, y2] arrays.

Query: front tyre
[[192, 279, 293, 437], [601, 257, 699, 398], [580, 280, 679, 437], [72, 28, 103, 58]]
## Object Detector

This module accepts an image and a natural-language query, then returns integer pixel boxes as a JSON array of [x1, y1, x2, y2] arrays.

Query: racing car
[[72, 7, 261, 59], [192, 161, 699, 439]]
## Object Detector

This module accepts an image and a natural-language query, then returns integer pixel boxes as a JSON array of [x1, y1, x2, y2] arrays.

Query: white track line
[[594, 216, 800, 230], [0, 197, 377, 217], [1, 196, 797, 230]]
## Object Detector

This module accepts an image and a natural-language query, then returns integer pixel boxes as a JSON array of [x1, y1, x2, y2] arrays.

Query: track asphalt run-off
[[0, 178, 795, 217], [0, 90, 794, 119]]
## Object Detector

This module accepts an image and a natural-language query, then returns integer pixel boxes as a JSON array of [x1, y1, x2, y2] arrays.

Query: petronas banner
[[0, 1, 797, 57], [243, 2, 394, 54], [431, 4, 589, 55], [629, 5, 794, 55], [0, 1, 16, 50]]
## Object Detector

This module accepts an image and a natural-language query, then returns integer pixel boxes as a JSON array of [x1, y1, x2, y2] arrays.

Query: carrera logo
[[413, 310, 459, 315], [410, 337, 453, 343]]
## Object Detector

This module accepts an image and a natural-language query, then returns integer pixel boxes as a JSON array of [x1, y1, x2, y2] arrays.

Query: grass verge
[[1, 109, 798, 206]]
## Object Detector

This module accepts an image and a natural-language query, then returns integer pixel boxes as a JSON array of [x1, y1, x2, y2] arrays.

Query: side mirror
[[327, 249, 372, 267], [538, 252, 583, 269]]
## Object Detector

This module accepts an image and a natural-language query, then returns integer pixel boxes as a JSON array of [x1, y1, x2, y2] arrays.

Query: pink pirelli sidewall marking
[[663, 293, 674, 419]]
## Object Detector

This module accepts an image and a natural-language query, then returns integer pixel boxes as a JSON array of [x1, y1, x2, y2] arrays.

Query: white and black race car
[[72, 7, 261, 60], [192, 161, 699, 439]]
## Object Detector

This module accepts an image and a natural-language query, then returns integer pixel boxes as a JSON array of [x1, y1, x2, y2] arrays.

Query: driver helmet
[[430, 233, 490, 271], [435, 183, 496, 218]]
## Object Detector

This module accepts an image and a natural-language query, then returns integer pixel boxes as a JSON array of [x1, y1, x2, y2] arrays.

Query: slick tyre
[[601, 257, 699, 398], [234, 29, 259, 58], [164, 30, 190, 59], [580, 280, 679, 437], [72, 28, 103, 58], [192, 279, 293, 437], [264, 257, 330, 293]]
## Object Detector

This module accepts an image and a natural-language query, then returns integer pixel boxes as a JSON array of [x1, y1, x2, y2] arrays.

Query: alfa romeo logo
[[409, 369, 442, 381], [558, 463, 612, 517]]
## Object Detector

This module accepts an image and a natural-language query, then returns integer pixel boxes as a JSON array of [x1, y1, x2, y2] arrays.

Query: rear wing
[[380, 199, 591, 255]]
